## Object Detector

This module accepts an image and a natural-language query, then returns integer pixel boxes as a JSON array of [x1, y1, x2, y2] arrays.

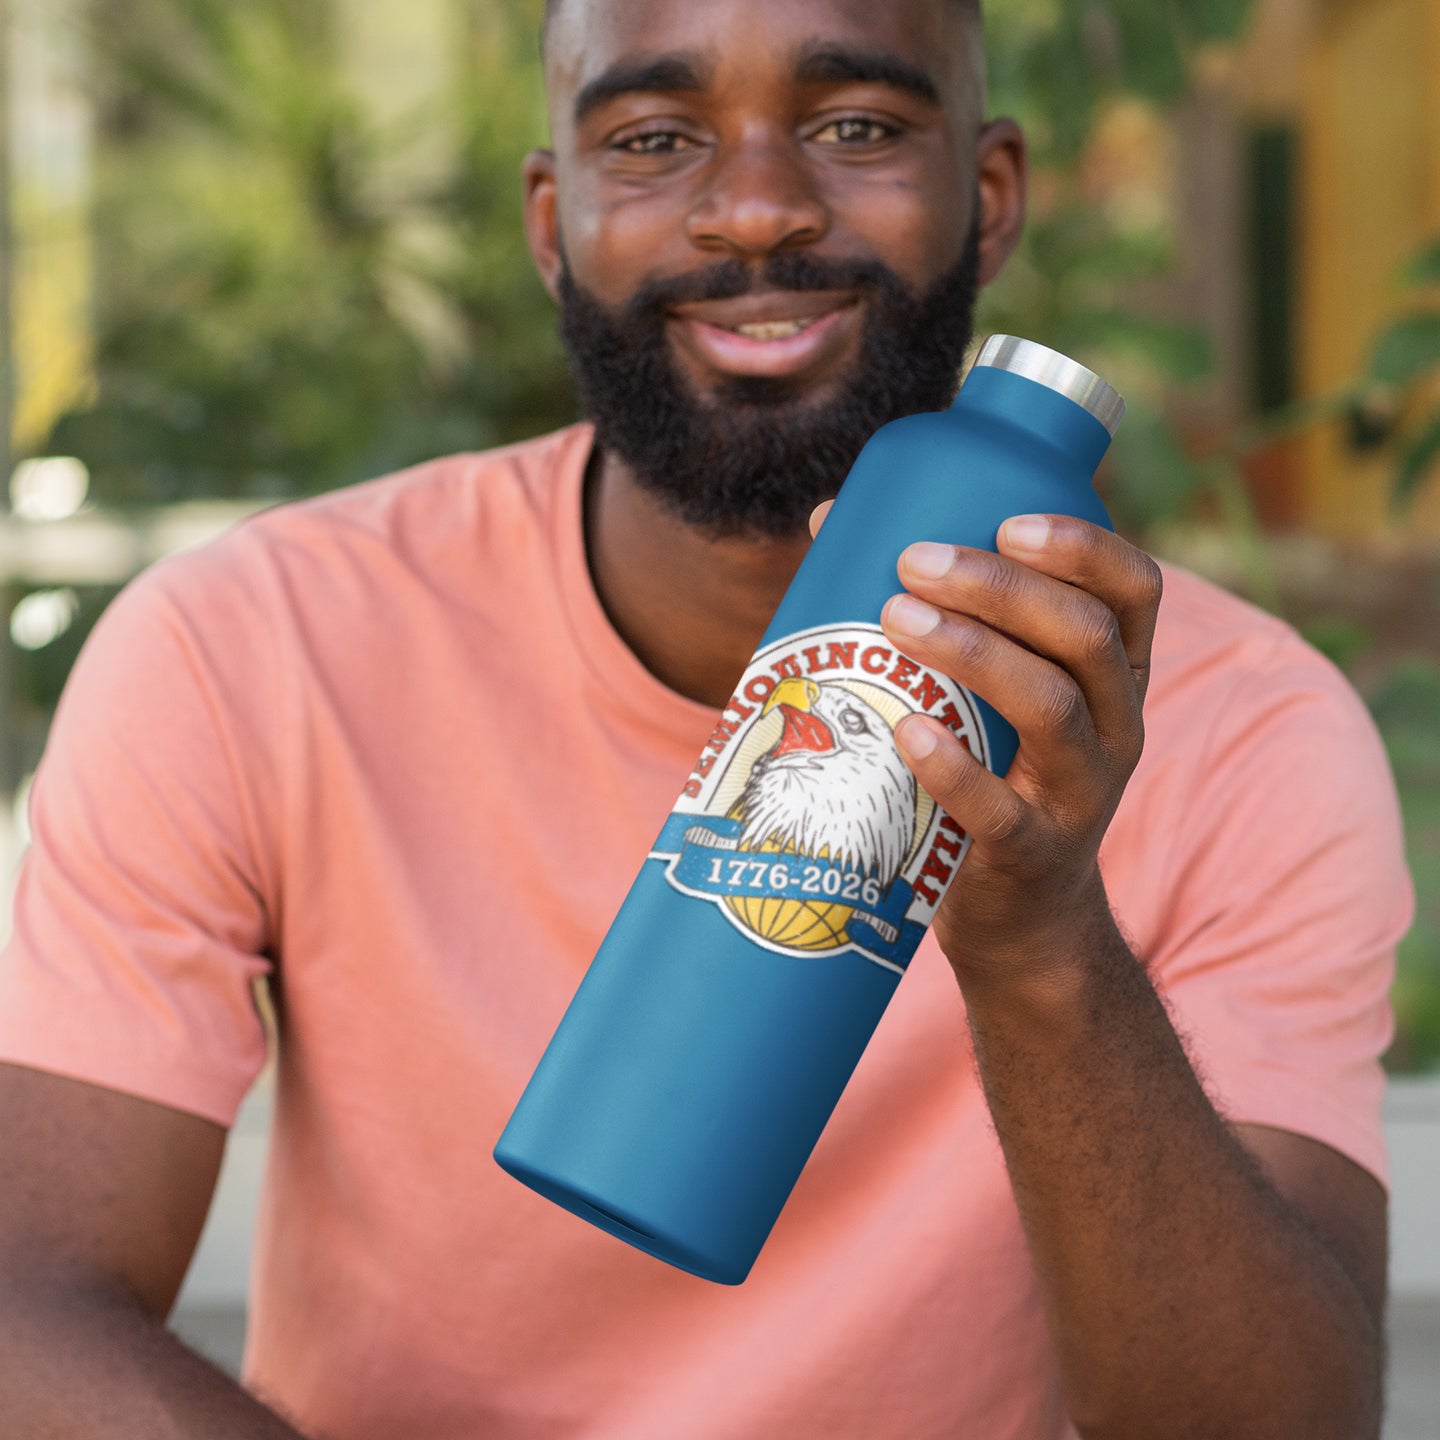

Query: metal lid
[[972, 335, 1127, 437]]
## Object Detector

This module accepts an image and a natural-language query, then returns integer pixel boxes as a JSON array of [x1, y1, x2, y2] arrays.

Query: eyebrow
[[793, 42, 942, 107], [573, 53, 711, 127], [572, 41, 943, 129]]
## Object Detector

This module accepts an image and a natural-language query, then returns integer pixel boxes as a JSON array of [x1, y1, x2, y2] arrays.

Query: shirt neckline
[[550, 423, 722, 746]]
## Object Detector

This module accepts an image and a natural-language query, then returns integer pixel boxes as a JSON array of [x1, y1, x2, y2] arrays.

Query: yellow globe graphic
[[722, 839, 853, 952]]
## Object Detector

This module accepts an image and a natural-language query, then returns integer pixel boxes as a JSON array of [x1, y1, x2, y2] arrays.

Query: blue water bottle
[[494, 337, 1125, 1283]]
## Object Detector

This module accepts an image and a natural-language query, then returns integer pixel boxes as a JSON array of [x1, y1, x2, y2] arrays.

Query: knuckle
[[1035, 678, 1089, 740], [927, 745, 986, 810], [1055, 515, 1103, 560], [986, 797, 1030, 847], [946, 544, 1016, 598], [1135, 555, 1164, 609], [1076, 604, 1122, 665], [979, 552, 1027, 606], [939, 748, 983, 798], [947, 615, 993, 669]]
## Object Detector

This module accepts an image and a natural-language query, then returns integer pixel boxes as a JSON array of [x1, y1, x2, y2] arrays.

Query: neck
[[583, 442, 812, 710]]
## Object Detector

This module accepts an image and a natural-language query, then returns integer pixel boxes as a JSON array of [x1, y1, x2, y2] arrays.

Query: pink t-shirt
[[0, 425, 1410, 1439]]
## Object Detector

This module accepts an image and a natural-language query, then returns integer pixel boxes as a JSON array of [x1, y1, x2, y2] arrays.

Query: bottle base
[[492, 1145, 752, 1286]]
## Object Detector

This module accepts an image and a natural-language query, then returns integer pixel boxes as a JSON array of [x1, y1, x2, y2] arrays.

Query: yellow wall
[[9, 0, 94, 454], [1298, 0, 1440, 537]]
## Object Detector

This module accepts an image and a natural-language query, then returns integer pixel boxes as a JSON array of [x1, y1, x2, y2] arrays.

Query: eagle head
[[733, 676, 918, 890]]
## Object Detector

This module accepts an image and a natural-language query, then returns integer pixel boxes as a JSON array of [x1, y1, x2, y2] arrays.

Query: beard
[[555, 221, 982, 539]]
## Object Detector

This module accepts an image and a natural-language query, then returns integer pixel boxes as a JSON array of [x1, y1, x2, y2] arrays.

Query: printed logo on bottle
[[649, 624, 988, 975]]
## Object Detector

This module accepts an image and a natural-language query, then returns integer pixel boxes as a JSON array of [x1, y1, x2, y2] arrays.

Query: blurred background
[[1, 0, 1438, 1429]]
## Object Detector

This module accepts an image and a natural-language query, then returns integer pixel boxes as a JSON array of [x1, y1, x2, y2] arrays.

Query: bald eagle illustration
[[732, 677, 917, 892]]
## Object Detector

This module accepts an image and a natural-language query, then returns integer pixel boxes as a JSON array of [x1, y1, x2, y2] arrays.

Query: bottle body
[[495, 351, 1119, 1284]]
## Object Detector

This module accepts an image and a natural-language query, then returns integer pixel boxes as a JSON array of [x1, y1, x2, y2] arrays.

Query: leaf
[[1107, 0, 1189, 103], [1181, 0, 1254, 44], [1104, 402, 1207, 529], [1299, 617, 1374, 673], [1405, 238, 1440, 288], [1393, 411, 1440, 509], [1368, 312, 1440, 387], [1074, 310, 1215, 384]]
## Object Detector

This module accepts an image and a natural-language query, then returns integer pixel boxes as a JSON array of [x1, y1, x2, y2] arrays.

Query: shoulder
[[1148, 559, 1375, 751], [1109, 559, 1404, 953], [132, 424, 593, 633]]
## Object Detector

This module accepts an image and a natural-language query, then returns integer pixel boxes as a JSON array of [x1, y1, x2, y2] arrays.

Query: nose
[[685, 130, 830, 258]]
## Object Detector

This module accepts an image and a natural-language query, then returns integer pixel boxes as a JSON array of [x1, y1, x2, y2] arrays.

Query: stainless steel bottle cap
[[973, 336, 1127, 437]]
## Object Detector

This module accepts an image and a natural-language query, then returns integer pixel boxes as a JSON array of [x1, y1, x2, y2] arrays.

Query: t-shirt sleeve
[[1147, 634, 1412, 1187], [0, 560, 274, 1126]]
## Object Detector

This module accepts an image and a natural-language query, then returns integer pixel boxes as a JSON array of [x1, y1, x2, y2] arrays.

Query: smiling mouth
[[668, 292, 862, 380], [723, 316, 832, 341]]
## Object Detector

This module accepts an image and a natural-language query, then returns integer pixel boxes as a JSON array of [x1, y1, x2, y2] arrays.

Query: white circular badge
[[649, 623, 989, 973]]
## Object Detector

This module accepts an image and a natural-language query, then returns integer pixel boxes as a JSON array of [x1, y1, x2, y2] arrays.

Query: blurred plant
[[985, 0, 1252, 161], [1292, 618, 1440, 1072], [978, 0, 1254, 537], [36, 0, 1264, 509], [13, 0, 1440, 1070], [41, 0, 567, 504], [1366, 658, 1440, 1073], [1219, 237, 1440, 513], [1367, 240, 1440, 508]]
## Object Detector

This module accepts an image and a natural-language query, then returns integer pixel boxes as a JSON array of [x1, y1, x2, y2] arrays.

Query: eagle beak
[[763, 677, 821, 716], [763, 677, 835, 758]]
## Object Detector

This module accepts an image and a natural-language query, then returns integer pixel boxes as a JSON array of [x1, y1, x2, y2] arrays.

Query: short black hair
[[543, 0, 984, 49], [540, 0, 987, 126]]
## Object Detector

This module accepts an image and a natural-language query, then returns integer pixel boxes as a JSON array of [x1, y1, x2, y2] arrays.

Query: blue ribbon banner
[[651, 813, 927, 969]]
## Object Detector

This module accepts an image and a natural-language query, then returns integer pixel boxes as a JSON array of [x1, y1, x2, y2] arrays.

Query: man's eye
[[616, 131, 694, 156], [813, 117, 897, 146]]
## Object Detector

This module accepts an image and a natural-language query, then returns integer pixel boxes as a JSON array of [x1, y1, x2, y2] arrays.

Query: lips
[[671, 289, 856, 332], [668, 289, 861, 380]]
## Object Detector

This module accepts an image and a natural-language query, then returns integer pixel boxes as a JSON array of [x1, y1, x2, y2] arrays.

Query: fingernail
[[1003, 515, 1050, 551], [903, 542, 952, 579], [896, 717, 938, 760], [886, 595, 940, 637]]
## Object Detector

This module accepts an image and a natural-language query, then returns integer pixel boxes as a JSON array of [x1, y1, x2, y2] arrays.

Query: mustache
[[620, 252, 907, 322]]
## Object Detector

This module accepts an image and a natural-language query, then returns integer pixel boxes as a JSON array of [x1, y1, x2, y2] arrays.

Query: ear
[[973, 119, 1027, 288], [523, 148, 562, 304]]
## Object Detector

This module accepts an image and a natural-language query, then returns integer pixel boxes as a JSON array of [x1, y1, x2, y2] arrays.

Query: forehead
[[545, 0, 978, 121]]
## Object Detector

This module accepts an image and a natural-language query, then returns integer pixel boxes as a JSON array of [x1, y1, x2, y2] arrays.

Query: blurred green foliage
[[979, 1, 1257, 542], [1368, 661, 1440, 1073], [32, 0, 1440, 520], [1224, 236, 1440, 517], [1295, 619, 1440, 1073], [48, 0, 568, 503], [15, 0, 1440, 1070], [43, 0, 1273, 512]]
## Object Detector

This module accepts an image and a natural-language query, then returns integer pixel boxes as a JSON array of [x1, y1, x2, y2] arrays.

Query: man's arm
[[953, 924, 1383, 1440], [862, 511, 1386, 1439], [0, 1062, 312, 1439]]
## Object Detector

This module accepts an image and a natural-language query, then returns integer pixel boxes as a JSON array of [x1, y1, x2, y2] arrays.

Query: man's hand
[[877, 513, 1162, 980], [810, 502, 1384, 1439]]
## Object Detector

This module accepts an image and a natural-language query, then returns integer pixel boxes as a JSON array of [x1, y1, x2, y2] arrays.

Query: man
[[0, 1, 1409, 1436]]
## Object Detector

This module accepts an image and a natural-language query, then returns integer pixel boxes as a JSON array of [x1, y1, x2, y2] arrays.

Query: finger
[[808, 500, 834, 539], [895, 541, 1139, 744], [996, 515, 1163, 701], [892, 714, 1032, 848], [882, 592, 1105, 791]]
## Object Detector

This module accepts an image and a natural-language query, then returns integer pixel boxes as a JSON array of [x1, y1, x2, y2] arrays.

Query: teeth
[[731, 318, 812, 340]]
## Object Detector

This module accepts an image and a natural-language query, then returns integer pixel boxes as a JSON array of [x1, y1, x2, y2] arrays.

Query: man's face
[[527, 0, 1023, 536]]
